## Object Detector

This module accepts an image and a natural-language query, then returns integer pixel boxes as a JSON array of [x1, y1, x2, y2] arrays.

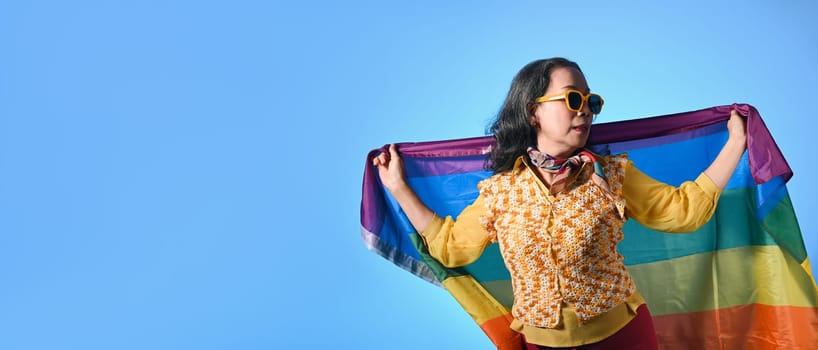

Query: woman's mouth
[[572, 125, 590, 133]]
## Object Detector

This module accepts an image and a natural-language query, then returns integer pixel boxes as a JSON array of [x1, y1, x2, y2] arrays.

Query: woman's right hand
[[372, 144, 407, 193], [372, 143, 434, 232]]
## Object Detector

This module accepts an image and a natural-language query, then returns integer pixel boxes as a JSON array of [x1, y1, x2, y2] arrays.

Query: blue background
[[2, 1, 816, 349]]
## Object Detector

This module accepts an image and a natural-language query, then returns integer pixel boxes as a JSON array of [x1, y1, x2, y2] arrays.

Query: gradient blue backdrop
[[1, 1, 816, 349]]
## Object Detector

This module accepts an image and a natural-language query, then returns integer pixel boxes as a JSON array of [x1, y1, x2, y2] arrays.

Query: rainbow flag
[[360, 104, 818, 349]]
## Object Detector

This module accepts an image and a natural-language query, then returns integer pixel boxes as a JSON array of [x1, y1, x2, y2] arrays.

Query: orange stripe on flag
[[652, 303, 818, 349]]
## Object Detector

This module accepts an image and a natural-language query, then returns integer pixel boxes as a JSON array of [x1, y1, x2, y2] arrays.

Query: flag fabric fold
[[360, 104, 818, 349]]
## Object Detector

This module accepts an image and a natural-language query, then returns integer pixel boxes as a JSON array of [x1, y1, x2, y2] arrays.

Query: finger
[[389, 143, 400, 160], [373, 153, 385, 167]]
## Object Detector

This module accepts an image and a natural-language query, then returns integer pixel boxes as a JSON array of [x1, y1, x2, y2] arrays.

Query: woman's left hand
[[703, 109, 749, 189], [727, 109, 747, 147]]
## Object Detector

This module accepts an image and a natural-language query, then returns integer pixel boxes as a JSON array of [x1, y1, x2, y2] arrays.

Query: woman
[[373, 57, 747, 349]]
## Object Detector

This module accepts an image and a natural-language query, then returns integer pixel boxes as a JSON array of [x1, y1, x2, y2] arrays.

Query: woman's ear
[[527, 102, 541, 129], [527, 102, 537, 116]]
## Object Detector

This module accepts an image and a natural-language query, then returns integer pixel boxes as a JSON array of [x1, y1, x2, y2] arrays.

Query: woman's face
[[530, 66, 595, 158]]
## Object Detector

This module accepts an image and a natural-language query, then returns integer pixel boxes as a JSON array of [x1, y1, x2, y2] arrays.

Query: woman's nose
[[579, 100, 593, 116]]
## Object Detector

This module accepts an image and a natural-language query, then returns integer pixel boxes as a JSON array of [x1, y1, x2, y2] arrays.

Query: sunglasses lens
[[566, 91, 583, 111], [588, 94, 602, 114]]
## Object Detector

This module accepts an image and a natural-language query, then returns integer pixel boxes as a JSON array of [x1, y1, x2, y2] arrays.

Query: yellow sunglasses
[[534, 89, 604, 114]]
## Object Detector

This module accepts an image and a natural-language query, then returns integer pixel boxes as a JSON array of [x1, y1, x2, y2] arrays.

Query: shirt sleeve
[[419, 194, 492, 268], [623, 161, 722, 233]]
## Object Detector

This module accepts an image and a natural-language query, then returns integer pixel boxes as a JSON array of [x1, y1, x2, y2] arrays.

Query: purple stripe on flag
[[384, 135, 494, 158], [361, 148, 388, 233], [606, 121, 727, 153], [590, 104, 791, 184], [362, 104, 792, 184]]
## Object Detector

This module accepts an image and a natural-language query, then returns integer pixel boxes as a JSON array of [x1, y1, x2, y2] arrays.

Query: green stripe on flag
[[621, 186, 781, 265], [761, 193, 808, 263], [629, 245, 818, 316]]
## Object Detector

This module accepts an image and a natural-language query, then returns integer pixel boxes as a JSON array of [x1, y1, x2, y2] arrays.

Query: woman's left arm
[[623, 110, 747, 232], [703, 110, 747, 189]]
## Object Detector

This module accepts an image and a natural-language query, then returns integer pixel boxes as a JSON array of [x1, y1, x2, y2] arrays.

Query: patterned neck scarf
[[526, 147, 612, 197]]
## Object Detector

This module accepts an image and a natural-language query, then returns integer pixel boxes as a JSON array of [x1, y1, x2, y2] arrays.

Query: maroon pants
[[523, 304, 659, 350]]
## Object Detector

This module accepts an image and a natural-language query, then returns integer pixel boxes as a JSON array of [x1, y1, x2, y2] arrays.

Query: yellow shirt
[[420, 154, 721, 346]]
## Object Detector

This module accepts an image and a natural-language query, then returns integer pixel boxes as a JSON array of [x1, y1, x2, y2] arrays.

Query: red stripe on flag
[[480, 313, 523, 350], [653, 303, 818, 349]]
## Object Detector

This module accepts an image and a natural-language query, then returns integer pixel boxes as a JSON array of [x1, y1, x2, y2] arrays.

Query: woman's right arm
[[373, 144, 491, 267], [373, 143, 435, 233]]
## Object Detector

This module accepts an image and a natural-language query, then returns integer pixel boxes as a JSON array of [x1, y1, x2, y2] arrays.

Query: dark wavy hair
[[486, 57, 583, 173]]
